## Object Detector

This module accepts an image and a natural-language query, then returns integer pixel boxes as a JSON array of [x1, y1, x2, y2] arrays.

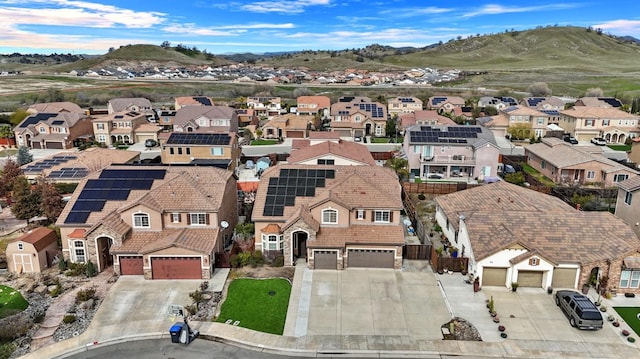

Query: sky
[[2, 0, 640, 55]]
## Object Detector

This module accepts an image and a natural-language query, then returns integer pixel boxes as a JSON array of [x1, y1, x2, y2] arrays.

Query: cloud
[[241, 0, 332, 14], [462, 3, 580, 18], [163, 22, 295, 36], [592, 19, 640, 34]]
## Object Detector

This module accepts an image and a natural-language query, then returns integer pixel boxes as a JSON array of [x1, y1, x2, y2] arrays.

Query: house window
[[71, 240, 86, 263], [614, 174, 629, 182], [172, 213, 180, 223], [178, 147, 183, 155], [17, 243, 23, 251], [602, 119, 610, 126], [620, 271, 640, 288], [356, 210, 365, 220], [322, 209, 338, 224], [39, 127, 46, 133], [211, 147, 223, 156], [133, 213, 150, 228], [97, 135, 107, 143], [625, 191, 633, 205], [198, 118, 207, 126], [262, 234, 283, 251], [96, 123, 105, 130], [587, 171, 595, 179], [537, 118, 544, 125], [317, 159, 335, 165], [541, 160, 546, 169], [374, 210, 390, 223], [354, 115, 361, 122], [170, 147, 175, 155], [584, 119, 594, 127], [529, 257, 540, 266], [186, 148, 191, 155], [189, 213, 207, 225]]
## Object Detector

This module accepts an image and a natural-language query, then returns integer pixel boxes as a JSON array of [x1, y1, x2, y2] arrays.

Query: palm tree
[[385, 157, 409, 180]]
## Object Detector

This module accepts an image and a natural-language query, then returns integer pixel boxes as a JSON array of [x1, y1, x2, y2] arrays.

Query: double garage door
[[151, 257, 202, 279], [348, 249, 394, 268]]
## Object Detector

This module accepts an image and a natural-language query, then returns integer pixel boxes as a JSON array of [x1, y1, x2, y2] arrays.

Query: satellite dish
[[220, 221, 229, 229]]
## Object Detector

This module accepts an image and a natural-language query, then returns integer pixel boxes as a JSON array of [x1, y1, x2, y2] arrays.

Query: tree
[[292, 87, 312, 98], [527, 82, 552, 97], [385, 118, 397, 139], [46, 88, 65, 102], [37, 178, 65, 222], [161, 41, 171, 48], [585, 87, 604, 97], [16, 146, 33, 165], [9, 109, 29, 127], [484, 106, 498, 116], [0, 125, 13, 140], [0, 159, 23, 198], [507, 123, 532, 140], [384, 157, 408, 181], [11, 176, 42, 223]]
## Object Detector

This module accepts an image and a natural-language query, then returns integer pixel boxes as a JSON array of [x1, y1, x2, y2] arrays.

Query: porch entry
[[293, 231, 308, 259]]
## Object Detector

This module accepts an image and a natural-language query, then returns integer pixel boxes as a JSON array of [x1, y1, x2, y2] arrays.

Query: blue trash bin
[[169, 322, 184, 343]]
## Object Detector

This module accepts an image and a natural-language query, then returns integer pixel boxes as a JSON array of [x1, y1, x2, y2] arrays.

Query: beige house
[[399, 110, 455, 134], [520, 97, 566, 110], [615, 176, 640, 240], [559, 106, 640, 143], [56, 166, 237, 280], [252, 165, 404, 270], [288, 138, 376, 166], [330, 96, 388, 138], [575, 97, 623, 108], [261, 114, 313, 139], [160, 132, 240, 170], [478, 105, 556, 140], [296, 96, 331, 117], [426, 96, 465, 113], [6, 227, 59, 274], [247, 96, 283, 118], [107, 98, 154, 119], [174, 96, 214, 110], [435, 181, 640, 295], [173, 106, 238, 134], [93, 111, 160, 146], [387, 97, 423, 117], [525, 138, 639, 186], [27, 101, 83, 115], [15, 112, 93, 150]]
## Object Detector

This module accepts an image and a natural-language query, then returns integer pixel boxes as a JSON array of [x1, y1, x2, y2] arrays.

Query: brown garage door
[[552, 268, 578, 289], [348, 249, 394, 268], [151, 257, 202, 279], [518, 270, 544, 287], [482, 267, 507, 287], [45, 141, 64, 149], [286, 130, 304, 138], [31, 142, 42, 149], [314, 251, 337, 270], [120, 256, 143, 275]]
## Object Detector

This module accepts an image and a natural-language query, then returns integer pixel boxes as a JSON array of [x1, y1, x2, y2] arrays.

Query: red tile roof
[[14, 227, 57, 251]]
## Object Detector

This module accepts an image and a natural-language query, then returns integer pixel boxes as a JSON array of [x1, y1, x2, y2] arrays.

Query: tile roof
[[309, 225, 404, 248], [28, 102, 83, 114], [111, 227, 219, 255], [287, 139, 376, 165], [108, 98, 152, 112], [297, 96, 331, 109], [435, 181, 640, 265], [617, 175, 640, 192], [14, 227, 57, 251], [561, 106, 640, 119], [262, 113, 313, 131], [308, 131, 340, 140]]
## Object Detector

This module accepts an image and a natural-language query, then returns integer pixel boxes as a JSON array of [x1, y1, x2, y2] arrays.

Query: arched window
[[133, 213, 150, 228], [322, 208, 338, 224]]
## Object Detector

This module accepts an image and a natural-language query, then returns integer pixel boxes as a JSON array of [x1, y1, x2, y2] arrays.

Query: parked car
[[144, 139, 158, 148], [563, 136, 579, 145], [590, 137, 607, 146], [555, 290, 603, 330]]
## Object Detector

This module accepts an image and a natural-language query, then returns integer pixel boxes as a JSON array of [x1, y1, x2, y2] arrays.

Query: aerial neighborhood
[[4, 89, 640, 356]]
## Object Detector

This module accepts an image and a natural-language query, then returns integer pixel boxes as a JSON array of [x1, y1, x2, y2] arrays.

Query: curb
[[54, 333, 165, 359]]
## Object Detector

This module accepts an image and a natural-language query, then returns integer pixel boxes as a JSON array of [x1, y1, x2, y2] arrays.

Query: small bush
[[76, 288, 96, 303], [32, 311, 46, 324], [58, 258, 68, 271], [65, 262, 87, 276], [253, 250, 264, 264], [418, 193, 426, 200], [0, 343, 16, 359], [50, 283, 63, 298], [238, 252, 252, 267], [273, 255, 284, 267], [85, 260, 97, 277], [62, 314, 76, 324], [229, 254, 240, 268], [199, 281, 209, 292], [629, 337, 636, 343]]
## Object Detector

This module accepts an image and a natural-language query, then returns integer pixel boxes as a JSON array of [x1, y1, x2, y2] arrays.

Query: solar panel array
[[51, 120, 65, 125], [19, 113, 57, 128], [193, 96, 213, 106], [357, 103, 384, 118], [504, 106, 518, 113], [410, 126, 482, 144], [166, 133, 231, 146], [598, 97, 621, 107], [540, 110, 560, 116], [263, 168, 335, 217], [48, 167, 89, 179], [501, 97, 518, 106], [527, 98, 545, 107], [431, 97, 447, 105], [23, 155, 78, 173], [399, 97, 415, 103], [64, 169, 166, 224]]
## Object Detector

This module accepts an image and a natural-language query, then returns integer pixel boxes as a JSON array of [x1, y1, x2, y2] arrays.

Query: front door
[[293, 231, 308, 260]]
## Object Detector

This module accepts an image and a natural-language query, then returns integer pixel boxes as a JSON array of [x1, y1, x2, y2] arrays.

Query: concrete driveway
[[304, 267, 451, 338]]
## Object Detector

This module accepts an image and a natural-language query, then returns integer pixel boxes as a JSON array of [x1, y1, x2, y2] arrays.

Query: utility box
[[169, 322, 184, 343]]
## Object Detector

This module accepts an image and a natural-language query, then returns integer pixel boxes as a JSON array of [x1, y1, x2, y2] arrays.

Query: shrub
[[32, 310, 46, 324], [199, 281, 209, 292], [189, 289, 205, 307], [184, 304, 197, 316], [65, 262, 87, 276], [85, 260, 97, 277], [253, 250, 264, 264], [58, 258, 68, 271], [62, 314, 76, 324], [49, 282, 63, 298], [238, 252, 252, 267], [0, 343, 15, 358], [273, 255, 284, 267], [75, 288, 96, 303], [229, 254, 240, 268], [418, 193, 426, 200]]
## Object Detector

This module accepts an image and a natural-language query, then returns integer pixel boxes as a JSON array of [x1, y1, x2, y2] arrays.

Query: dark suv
[[555, 290, 603, 330]]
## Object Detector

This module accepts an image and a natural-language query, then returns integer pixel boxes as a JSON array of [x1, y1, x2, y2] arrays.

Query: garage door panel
[[482, 267, 507, 287], [120, 256, 143, 275], [152, 257, 201, 279], [314, 251, 337, 270], [45, 141, 64, 149], [518, 270, 544, 287], [552, 268, 578, 289], [348, 249, 394, 268]]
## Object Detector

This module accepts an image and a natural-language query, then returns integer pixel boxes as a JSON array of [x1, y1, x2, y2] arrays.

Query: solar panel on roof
[[19, 113, 57, 128], [65, 211, 91, 224], [72, 200, 106, 211]]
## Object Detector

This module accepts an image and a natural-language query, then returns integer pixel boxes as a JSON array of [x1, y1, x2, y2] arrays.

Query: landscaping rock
[[441, 317, 482, 341]]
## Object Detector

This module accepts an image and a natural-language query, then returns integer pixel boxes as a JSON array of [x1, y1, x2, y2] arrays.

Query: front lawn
[[370, 137, 390, 143], [0, 285, 29, 319], [216, 278, 291, 335], [521, 163, 556, 187], [607, 144, 631, 152], [614, 307, 640, 336], [250, 139, 279, 146]]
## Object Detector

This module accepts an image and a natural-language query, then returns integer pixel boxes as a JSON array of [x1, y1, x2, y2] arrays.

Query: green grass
[[370, 137, 390, 143], [0, 285, 29, 319], [614, 307, 640, 336], [216, 278, 291, 335], [250, 139, 278, 146], [607, 144, 631, 152], [521, 163, 556, 187]]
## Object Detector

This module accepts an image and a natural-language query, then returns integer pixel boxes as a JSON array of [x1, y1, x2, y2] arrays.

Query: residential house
[[404, 124, 500, 180], [575, 97, 623, 109], [525, 138, 639, 186], [173, 106, 238, 134], [6, 227, 59, 274], [15, 112, 93, 149], [236, 108, 258, 127], [477, 96, 518, 111], [21, 147, 140, 183], [559, 106, 640, 143], [399, 110, 455, 134], [56, 166, 237, 279], [252, 165, 404, 269], [521, 96, 566, 110], [247, 96, 283, 118], [261, 114, 313, 139], [92, 111, 160, 146], [27, 101, 83, 115], [426, 96, 465, 114], [615, 176, 640, 240], [296, 96, 331, 117], [630, 137, 640, 164], [478, 106, 559, 139], [330, 96, 388, 138], [160, 132, 240, 170], [435, 181, 640, 295], [157, 110, 176, 132], [387, 97, 423, 117], [287, 138, 376, 166], [107, 98, 154, 120], [174, 96, 214, 110]]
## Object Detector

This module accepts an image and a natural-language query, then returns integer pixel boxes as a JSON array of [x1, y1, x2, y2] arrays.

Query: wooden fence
[[403, 244, 431, 260], [430, 247, 469, 273]]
